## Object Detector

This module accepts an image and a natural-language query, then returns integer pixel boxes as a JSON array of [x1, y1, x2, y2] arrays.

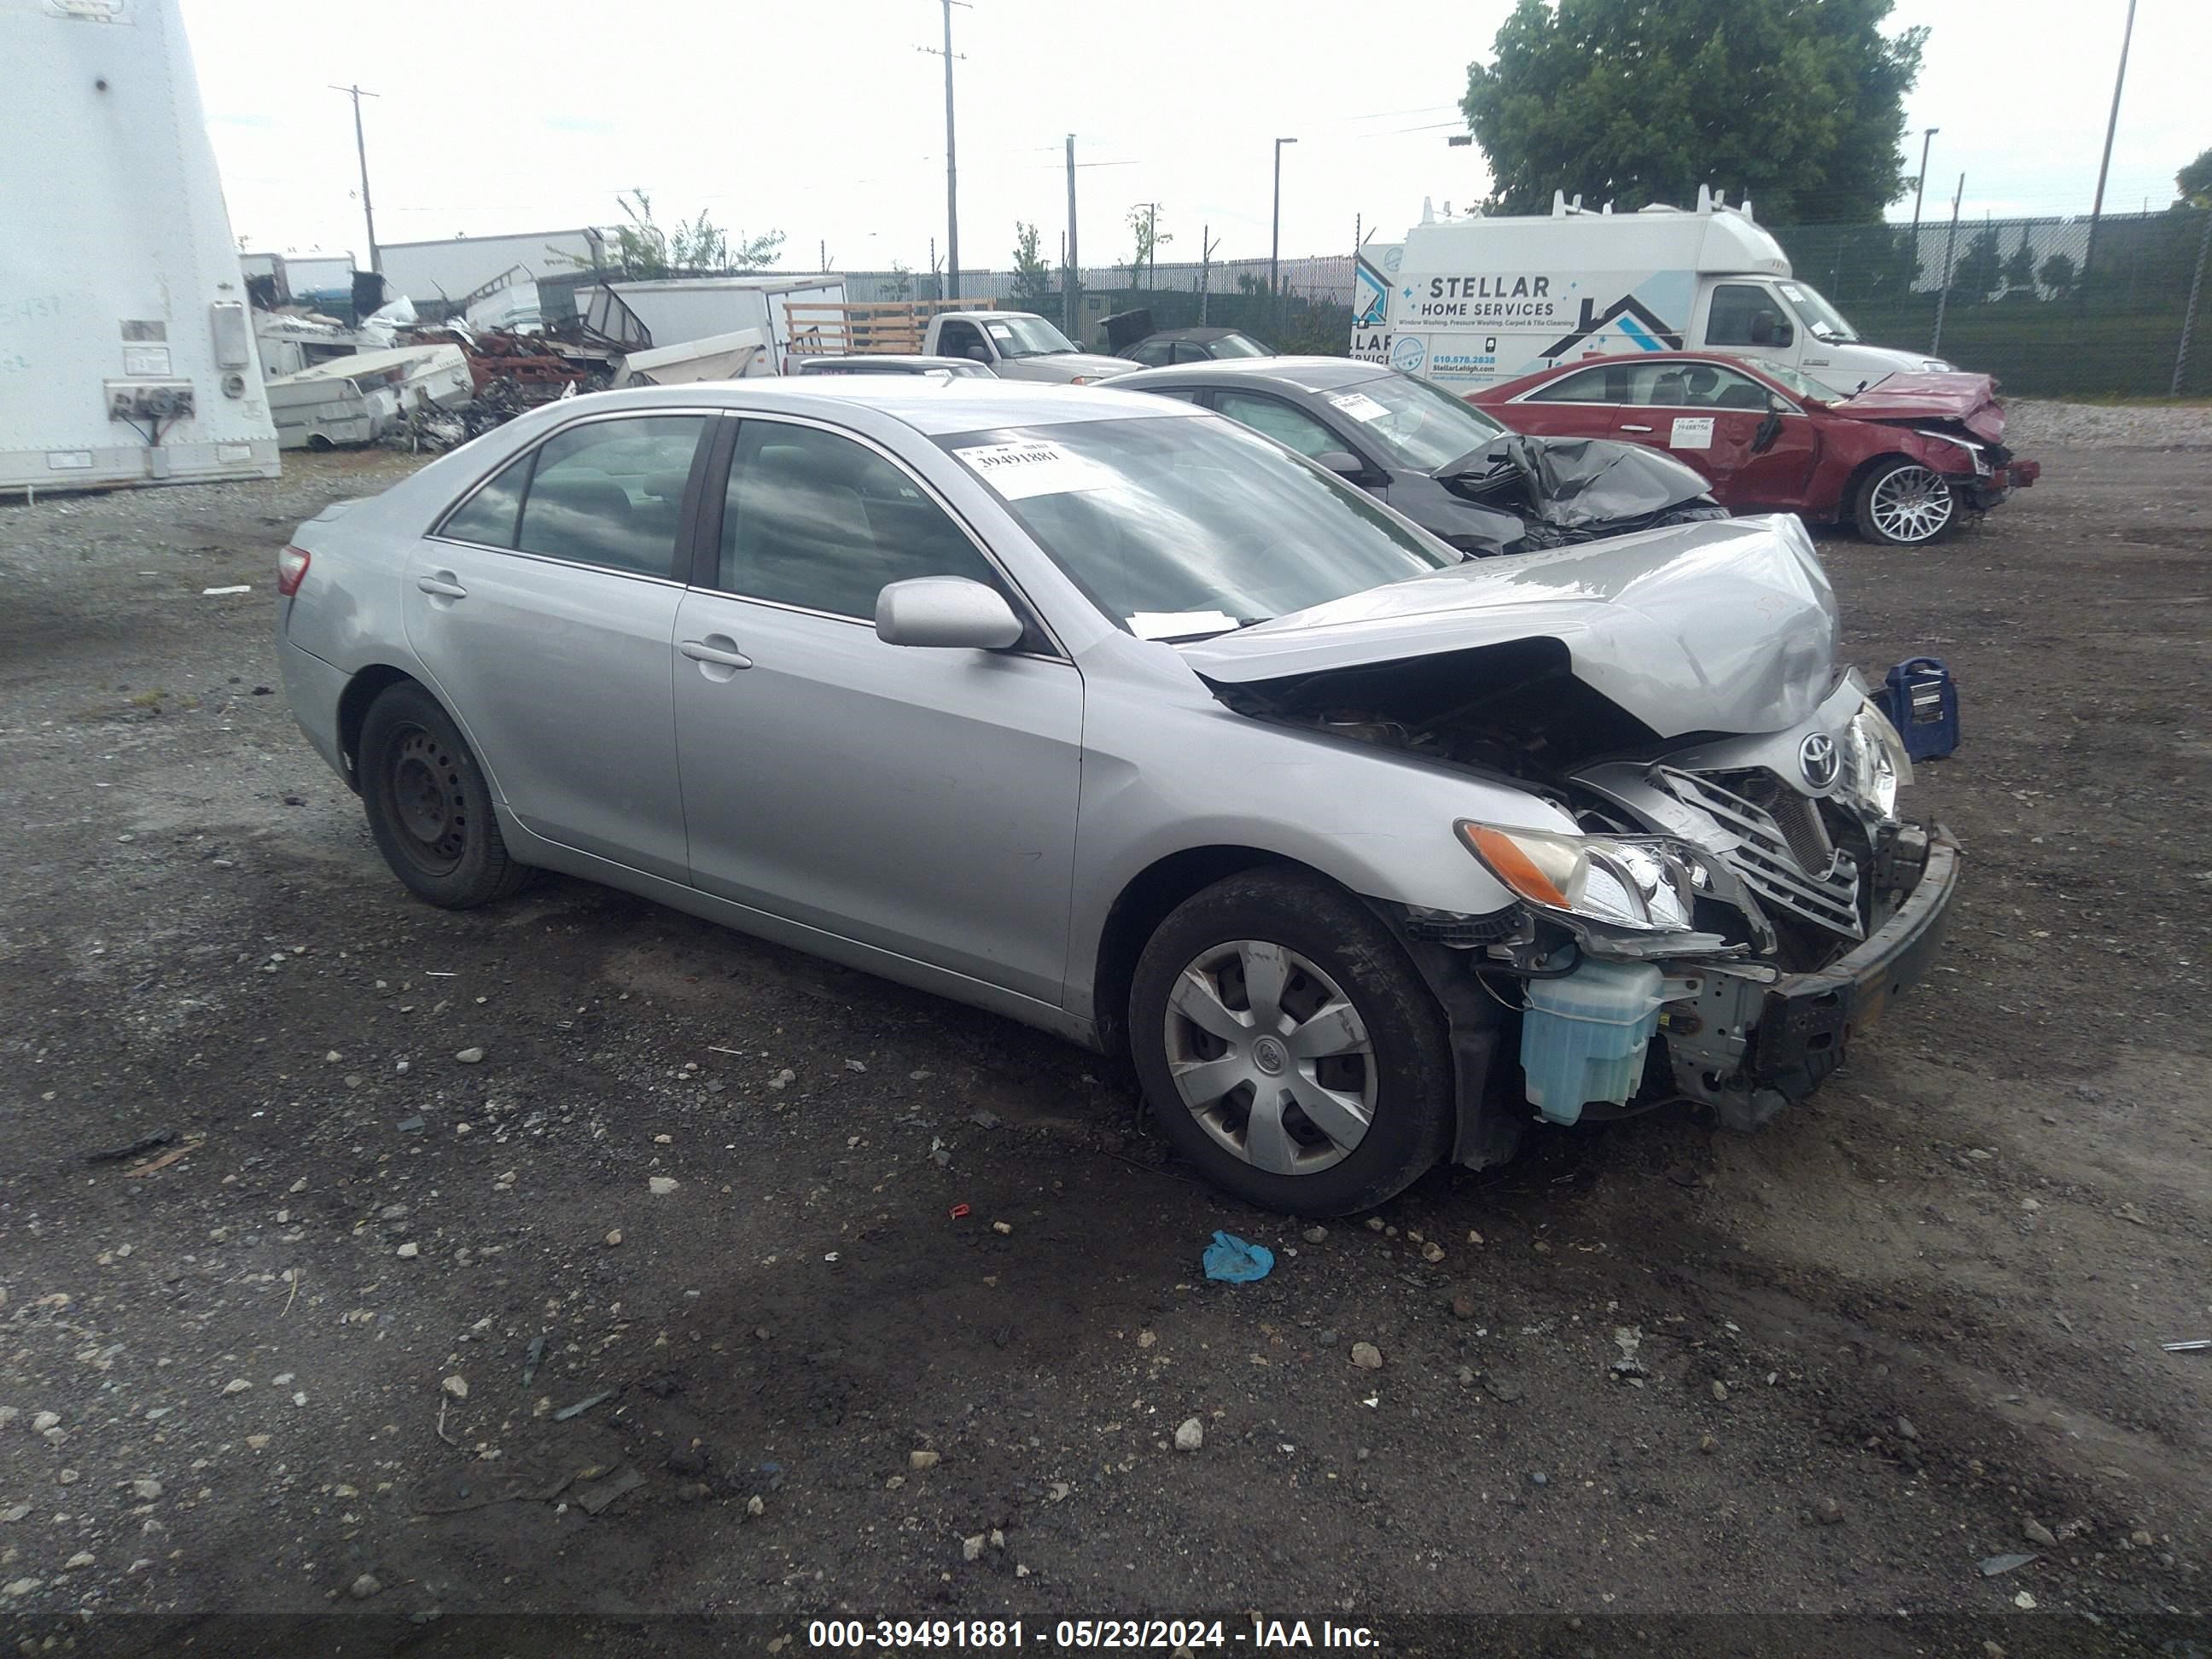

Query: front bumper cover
[[1701, 825, 1961, 1129]]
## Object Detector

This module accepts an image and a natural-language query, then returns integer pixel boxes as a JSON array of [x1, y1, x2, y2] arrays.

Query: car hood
[[1033, 352, 1140, 380], [1827, 372, 2005, 442], [1489, 434, 1715, 526], [1180, 515, 1838, 740]]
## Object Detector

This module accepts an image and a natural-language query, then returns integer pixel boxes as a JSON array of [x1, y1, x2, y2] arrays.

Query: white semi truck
[[2, 0, 280, 495], [1353, 188, 1950, 394]]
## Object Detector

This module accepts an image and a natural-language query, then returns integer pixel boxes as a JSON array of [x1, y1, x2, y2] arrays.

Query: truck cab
[[923, 311, 1133, 384]]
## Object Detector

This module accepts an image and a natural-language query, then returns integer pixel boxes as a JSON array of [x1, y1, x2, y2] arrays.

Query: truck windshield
[[1321, 370, 1508, 474], [1776, 282, 1860, 344], [938, 414, 1454, 637], [982, 315, 1081, 358]]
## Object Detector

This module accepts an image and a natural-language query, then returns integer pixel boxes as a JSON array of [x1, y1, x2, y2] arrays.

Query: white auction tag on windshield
[[1669, 416, 1714, 450], [1128, 610, 1240, 641], [1327, 391, 1390, 422], [952, 439, 1113, 500]]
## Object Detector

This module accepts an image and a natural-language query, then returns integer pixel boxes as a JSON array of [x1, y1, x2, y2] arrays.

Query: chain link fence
[[1756, 207, 2209, 398], [834, 211, 2209, 398]]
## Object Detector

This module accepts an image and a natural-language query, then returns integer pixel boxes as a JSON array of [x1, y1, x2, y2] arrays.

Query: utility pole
[[1909, 126, 1939, 236], [1931, 173, 1965, 356], [918, 1, 969, 302], [1064, 134, 1080, 336], [329, 84, 381, 272], [1271, 137, 1297, 324], [2083, 0, 2139, 288]]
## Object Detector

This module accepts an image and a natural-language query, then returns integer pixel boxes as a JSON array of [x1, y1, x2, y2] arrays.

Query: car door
[[670, 415, 1083, 1004], [1615, 360, 1819, 510], [404, 411, 711, 882], [1699, 281, 1795, 370]]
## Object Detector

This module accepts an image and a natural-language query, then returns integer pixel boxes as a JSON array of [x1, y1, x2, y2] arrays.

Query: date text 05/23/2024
[[803, 1618, 1381, 1650]]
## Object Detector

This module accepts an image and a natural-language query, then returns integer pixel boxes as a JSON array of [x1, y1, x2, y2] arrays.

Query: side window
[[1128, 341, 1171, 366], [1625, 361, 1770, 408], [515, 416, 707, 577], [439, 452, 531, 546], [1213, 392, 1342, 461], [1524, 367, 1621, 405], [719, 422, 1007, 622], [1173, 341, 1213, 364], [1705, 283, 1774, 347], [937, 320, 984, 358]]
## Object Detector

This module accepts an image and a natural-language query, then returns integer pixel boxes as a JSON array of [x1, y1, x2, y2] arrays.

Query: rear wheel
[[1128, 869, 1455, 1215], [359, 681, 530, 909], [1854, 458, 1956, 546]]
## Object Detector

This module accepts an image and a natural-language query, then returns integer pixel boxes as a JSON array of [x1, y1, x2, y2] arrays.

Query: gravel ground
[[0, 434, 2206, 1653], [2002, 398, 2212, 450]]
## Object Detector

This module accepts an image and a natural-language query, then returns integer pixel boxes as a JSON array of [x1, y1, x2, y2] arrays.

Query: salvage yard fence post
[[1930, 174, 1965, 358], [2174, 207, 2211, 398]]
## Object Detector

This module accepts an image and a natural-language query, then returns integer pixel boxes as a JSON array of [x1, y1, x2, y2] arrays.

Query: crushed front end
[[1454, 672, 1960, 1136]]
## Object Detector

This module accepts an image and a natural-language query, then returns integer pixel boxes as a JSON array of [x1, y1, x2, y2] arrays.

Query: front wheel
[[1854, 458, 1957, 546], [358, 681, 530, 909], [1127, 869, 1456, 1215]]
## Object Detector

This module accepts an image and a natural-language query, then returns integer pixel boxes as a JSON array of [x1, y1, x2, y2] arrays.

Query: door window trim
[[690, 410, 1073, 664], [428, 407, 720, 584]]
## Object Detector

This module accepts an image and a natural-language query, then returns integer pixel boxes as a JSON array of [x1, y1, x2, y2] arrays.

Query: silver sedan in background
[[277, 380, 1956, 1214]]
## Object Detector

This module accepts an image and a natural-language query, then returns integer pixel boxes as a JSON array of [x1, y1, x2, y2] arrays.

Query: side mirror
[[876, 576, 1024, 650], [1314, 451, 1366, 479], [963, 344, 993, 364]]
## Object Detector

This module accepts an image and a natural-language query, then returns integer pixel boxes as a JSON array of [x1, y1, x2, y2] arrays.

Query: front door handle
[[1621, 423, 1654, 433], [680, 636, 753, 671], [416, 573, 468, 599]]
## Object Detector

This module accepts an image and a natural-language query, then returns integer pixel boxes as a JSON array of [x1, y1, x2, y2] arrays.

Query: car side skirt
[[495, 808, 1103, 1052]]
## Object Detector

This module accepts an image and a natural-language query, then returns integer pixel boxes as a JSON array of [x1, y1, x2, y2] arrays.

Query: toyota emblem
[[1799, 731, 1841, 789]]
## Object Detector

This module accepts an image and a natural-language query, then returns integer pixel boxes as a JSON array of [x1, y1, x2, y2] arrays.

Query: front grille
[[1655, 767, 1862, 939]]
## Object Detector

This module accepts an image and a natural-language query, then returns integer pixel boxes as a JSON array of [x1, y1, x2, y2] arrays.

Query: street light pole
[[1910, 126, 1939, 235], [2083, 0, 2139, 288], [940, 0, 962, 300], [1271, 137, 1297, 321]]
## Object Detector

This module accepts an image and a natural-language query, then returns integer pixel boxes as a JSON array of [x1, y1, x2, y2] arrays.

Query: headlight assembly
[[1457, 822, 1700, 934], [1843, 700, 1912, 818]]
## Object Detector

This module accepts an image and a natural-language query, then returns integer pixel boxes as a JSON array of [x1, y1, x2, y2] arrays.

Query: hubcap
[[1161, 939, 1377, 1177], [1869, 465, 1954, 544], [387, 725, 469, 874]]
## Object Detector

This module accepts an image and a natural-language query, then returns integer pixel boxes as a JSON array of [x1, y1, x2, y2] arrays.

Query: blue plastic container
[[1881, 656, 1960, 761], [1518, 959, 1665, 1126]]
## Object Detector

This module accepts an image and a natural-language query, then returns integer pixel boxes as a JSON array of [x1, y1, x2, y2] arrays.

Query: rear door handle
[[416, 573, 468, 598], [680, 636, 753, 670], [1621, 423, 1654, 433]]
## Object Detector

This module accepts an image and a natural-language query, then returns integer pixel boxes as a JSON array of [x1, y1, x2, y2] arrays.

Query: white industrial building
[[376, 229, 611, 306]]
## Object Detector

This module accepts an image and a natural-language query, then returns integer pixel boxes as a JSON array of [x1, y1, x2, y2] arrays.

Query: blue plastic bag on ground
[[1202, 1230, 1275, 1283]]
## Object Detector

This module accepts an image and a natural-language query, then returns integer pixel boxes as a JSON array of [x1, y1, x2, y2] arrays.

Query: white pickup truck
[[919, 311, 1133, 383]]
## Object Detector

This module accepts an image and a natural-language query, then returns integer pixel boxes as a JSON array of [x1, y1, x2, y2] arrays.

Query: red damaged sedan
[[1471, 352, 2039, 548]]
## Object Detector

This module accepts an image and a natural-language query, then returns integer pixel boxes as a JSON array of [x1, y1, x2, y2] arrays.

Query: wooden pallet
[[783, 298, 995, 359]]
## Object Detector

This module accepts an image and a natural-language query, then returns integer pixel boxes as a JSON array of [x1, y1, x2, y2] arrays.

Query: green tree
[[2180, 147, 2212, 208], [2002, 234, 2038, 294], [587, 189, 784, 278], [1124, 205, 1172, 291], [1947, 222, 2002, 304], [2036, 250, 2076, 300], [1010, 222, 1052, 304], [885, 260, 914, 301], [1462, 0, 1927, 222]]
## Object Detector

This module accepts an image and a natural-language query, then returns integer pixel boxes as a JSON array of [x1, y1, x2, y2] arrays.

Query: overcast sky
[[185, 0, 2207, 276]]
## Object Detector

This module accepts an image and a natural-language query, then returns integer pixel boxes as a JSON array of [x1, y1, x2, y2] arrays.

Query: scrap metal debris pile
[[383, 327, 617, 452]]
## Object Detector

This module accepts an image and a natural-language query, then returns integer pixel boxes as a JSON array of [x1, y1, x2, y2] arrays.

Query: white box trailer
[[1, 0, 279, 494], [608, 276, 847, 372], [1354, 189, 1951, 393]]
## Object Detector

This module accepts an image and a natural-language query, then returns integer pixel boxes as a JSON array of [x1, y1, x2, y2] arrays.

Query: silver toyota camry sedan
[[277, 377, 1958, 1214]]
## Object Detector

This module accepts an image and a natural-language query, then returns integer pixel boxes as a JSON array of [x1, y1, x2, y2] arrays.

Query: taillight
[[277, 544, 311, 597]]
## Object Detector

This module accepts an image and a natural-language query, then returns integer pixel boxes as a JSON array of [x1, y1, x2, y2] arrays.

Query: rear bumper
[[278, 637, 353, 789], [1741, 827, 1962, 1107]]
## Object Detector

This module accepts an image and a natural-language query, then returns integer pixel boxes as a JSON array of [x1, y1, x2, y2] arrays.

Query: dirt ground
[[1, 412, 2207, 1654]]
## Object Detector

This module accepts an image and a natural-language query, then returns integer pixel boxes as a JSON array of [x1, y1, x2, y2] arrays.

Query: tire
[[1128, 868, 1455, 1215], [1854, 457, 1957, 547], [358, 680, 531, 910]]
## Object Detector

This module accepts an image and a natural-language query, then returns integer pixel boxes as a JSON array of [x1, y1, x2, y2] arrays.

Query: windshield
[[1209, 332, 1270, 358], [1319, 371, 1507, 472], [1776, 281, 1860, 344], [981, 314, 1080, 358], [940, 415, 1456, 637], [1757, 360, 1849, 403]]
